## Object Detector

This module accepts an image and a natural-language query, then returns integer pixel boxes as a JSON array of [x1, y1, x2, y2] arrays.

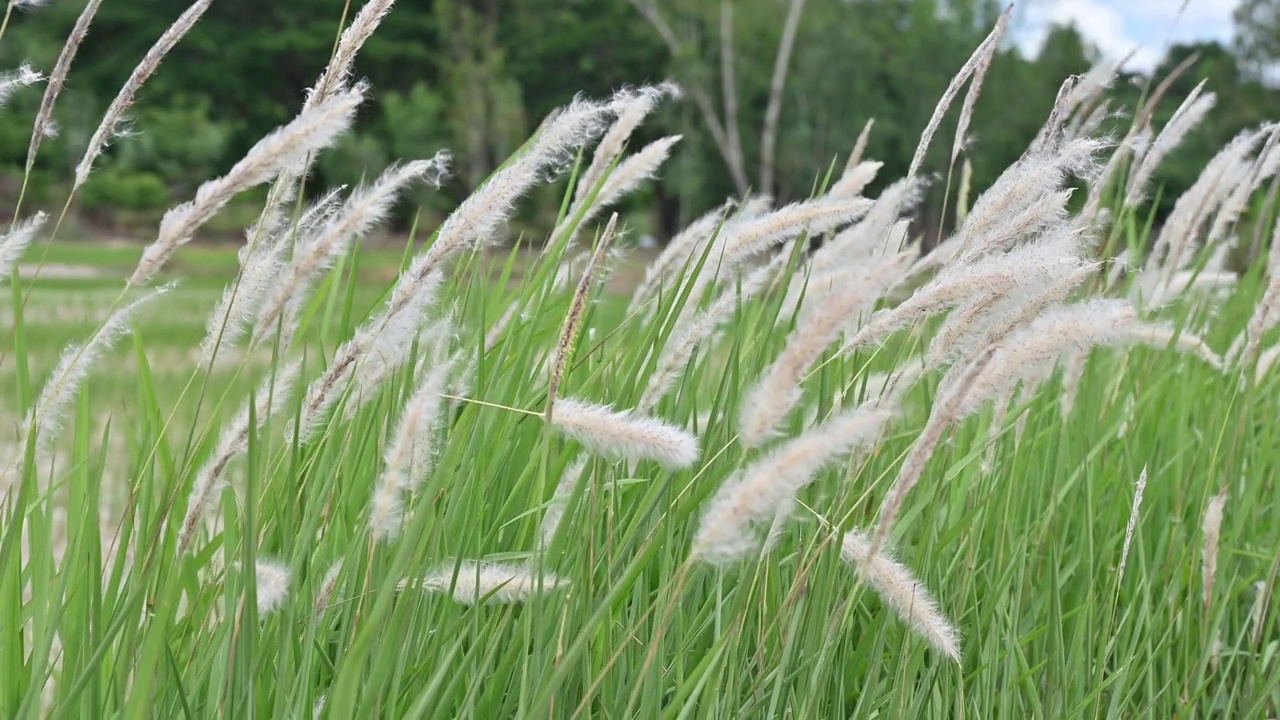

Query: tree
[[1234, 0, 1280, 75]]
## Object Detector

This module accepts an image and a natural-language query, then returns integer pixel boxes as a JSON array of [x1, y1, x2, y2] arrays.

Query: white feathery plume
[[1251, 580, 1269, 645], [838, 528, 961, 661], [381, 94, 619, 327], [1134, 269, 1238, 311], [565, 135, 681, 231], [869, 346, 997, 556], [1147, 127, 1270, 284], [0, 211, 47, 281], [313, 561, 343, 617], [949, 4, 1010, 164], [177, 361, 301, 553], [402, 561, 568, 605], [1066, 99, 1112, 142], [630, 199, 738, 310], [637, 252, 786, 413], [131, 83, 367, 285], [550, 398, 699, 470], [1234, 216, 1280, 370], [810, 178, 922, 272], [1125, 82, 1216, 207], [74, 0, 213, 189], [17, 284, 172, 462], [341, 291, 450, 421], [907, 7, 1009, 180], [304, 0, 396, 110], [483, 300, 520, 354], [251, 156, 449, 350], [26, 0, 104, 171], [847, 119, 875, 170], [928, 260, 1100, 371], [1207, 139, 1280, 247], [200, 187, 348, 365], [539, 457, 588, 544], [290, 287, 429, 445], [717, 196, 873, 268], [953, 300, 1220, 422], [1117, 465, 1148, 582], [692, 401, 894, 564], [369, 341, 459, 542], [253, 560, 291, 617], [1202, 490, 1227, 610], [739, 251, 913, 447], [828, 160, 882, 199], [575, 82, 680, 204], [1256, 345, 1280, 383], [0, 62, 42, 111], [952, 137, 1106, 261], [841, 238, 1085, 357]]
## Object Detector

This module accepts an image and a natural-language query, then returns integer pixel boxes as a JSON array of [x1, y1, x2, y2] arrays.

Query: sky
[[1013, 0, 1240, 73]]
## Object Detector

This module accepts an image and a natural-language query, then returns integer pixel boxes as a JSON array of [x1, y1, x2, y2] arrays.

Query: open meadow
[[3, 1, 1280, 718]]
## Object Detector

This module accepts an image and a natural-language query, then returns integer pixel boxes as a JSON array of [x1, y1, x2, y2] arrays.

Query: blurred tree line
[[1, 0, 1279, 242]]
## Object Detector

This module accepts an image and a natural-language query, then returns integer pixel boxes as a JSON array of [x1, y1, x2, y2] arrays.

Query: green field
[[4, 6, 1280, 720]]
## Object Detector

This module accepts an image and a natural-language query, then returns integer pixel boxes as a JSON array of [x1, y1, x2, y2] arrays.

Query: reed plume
[[403, 561, 567, 605], [132, 83, 368, 286], [550, 398, 699, 470], [693, 401, 894, 564], [74, 0, 213, 189]]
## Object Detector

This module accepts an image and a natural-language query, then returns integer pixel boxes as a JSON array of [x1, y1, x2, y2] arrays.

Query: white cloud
[[1014, 0, 1240, 73]]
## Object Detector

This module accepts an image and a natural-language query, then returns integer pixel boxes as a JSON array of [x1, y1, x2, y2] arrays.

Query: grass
[[3, 5, 1280, 719], [3, 217, 1279, 717]]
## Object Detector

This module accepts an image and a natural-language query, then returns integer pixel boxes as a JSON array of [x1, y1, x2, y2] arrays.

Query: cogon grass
[[5, 4, 1280, 718]]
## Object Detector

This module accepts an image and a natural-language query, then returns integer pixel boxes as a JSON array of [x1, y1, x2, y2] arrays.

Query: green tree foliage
[[1234, 0, 1280, 72], [0, 0, 1278, 240]]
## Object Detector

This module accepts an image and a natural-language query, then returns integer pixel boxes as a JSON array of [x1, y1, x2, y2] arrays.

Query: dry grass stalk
[[1117, 465, 1148, 582], [548, 215, 619, 415]]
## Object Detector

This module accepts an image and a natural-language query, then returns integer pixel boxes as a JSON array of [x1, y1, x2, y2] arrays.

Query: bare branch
[[760, 0, 809, 197]]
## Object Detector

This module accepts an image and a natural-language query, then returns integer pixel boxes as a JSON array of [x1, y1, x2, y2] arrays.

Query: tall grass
[[2, 3, 1280, 717]]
